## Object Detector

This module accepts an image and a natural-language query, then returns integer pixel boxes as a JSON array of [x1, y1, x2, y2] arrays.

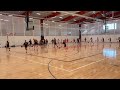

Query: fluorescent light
[[0, 14, 2, 15], [30, 17, 33, 19], [52, 16, 56, 18], [59, 17, 63, 19], [36, 13, 41, 15], [52, 21, 54, 22], [59, 25, 61, 26], [4, 20, 9, 21], [0, 19, 3, 21], [8, 15, 13, 17], [93, 11, 96, 14], [53, 11, 57, 13], [46, 24, 48, 25]]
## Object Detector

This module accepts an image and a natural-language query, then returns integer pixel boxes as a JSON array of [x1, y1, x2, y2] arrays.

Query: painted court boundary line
[[1, 52, 70, 72], [1, 50, 104, 72]]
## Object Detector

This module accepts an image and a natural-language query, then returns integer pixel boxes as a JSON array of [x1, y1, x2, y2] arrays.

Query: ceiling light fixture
[[93, 11, 96, 14], [0, 19, 3, 21], [4, 20, 9, 21], [36, 13, 41, 15], [30, 18, 33, 19], [59, 17, 63, 19], [8, 15, 13, 17], [53, 11, 57, 13]]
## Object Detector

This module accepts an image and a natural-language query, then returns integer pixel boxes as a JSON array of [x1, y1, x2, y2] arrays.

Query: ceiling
[[0, 11, 120, 25]]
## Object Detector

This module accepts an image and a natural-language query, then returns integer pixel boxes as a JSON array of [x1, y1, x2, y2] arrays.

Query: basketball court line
[[0, 49, 118, 79], [2, 56, 55, 79], [10, 47, 102, 62], [0, 43, 119, 79], [1, 52, 71, 72], [69, 58, 105, 72], [1, 50, 104, 73]]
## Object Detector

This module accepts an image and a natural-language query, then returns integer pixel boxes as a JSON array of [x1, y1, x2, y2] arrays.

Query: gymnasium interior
[[0, 11, 120, 79]]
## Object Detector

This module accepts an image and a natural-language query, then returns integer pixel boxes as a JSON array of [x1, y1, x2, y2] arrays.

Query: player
[[109, 38, 111, 43], [53, 38, 58, 48], [97, 37, 99, 43], [24, 40, 28, 53], [84, 37, 86, 43], [29, 39, 32, 50], [33, 39, 38, 50], [6, 41, 10, 51], [63, 39, 66, 47], [46, 39, 48, 45], [29, 39, 32, 46], [90, 37, 93, 43], [102, 37, 104, 43], [118, 37, 120, 47]]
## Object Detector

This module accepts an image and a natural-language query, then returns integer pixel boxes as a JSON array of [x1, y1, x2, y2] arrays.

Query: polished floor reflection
[[0, 42, 120, 79]]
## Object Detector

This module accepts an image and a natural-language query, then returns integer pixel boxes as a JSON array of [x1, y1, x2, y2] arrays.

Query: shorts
[[7, 45, 9, 48]]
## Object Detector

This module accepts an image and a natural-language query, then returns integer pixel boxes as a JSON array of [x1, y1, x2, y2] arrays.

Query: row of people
[[84, 37, 113, 43]]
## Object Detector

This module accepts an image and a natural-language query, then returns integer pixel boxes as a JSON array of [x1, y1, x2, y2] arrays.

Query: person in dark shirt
[[109, 38, 111, 43], [90, 37, 93, 43], [84, 38, 86, 42], [29, 39, 32, 46], [6, 41, 10, 51], [24, 40, 28, 53], [46, 39, 48, 45], [54, 38, 58, 48], [63, 39, 66, 47], [102, 38, 104, 43]]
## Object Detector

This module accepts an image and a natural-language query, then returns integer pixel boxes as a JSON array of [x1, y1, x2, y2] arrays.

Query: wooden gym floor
[[0, 42, 120, 79]]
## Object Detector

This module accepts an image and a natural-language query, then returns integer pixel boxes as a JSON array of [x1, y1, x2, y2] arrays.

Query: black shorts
[[6, 45, 9, 48], [25, 46, 27, 49], [54, 42, 57, 45], [34, 42, 38, 45]]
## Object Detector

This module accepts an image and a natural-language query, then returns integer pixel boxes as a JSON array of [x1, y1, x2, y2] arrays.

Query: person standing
[[84, 37, 86, 42], [54, 38, 58, 48], [109, 38, 111, 43], [46, 39, 48, 45], [63, 39, 66, 47], [24, 40, 28, 53], [6, 41, 10, 51], [102, 37, 104, 43], [97, 37, 99, 43]]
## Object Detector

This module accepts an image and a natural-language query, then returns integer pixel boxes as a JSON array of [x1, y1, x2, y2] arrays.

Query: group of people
[[23, 38, 48, 53], [5, 36, 120, 53], [84, 37, 113, 43], [51, 38, 67, 48]]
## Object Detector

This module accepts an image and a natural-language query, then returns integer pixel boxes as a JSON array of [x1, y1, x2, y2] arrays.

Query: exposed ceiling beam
[[43, 12, 61, 20], [21, 11, 33, 16], [98, 11, 119, 19], [61, 16, 77, 21], [107, 11, 120, 18], [0, 12, 45, 20], [60, 11, 89, 22], [74, 11, 109, 24], [58, 11, 102, 22]]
